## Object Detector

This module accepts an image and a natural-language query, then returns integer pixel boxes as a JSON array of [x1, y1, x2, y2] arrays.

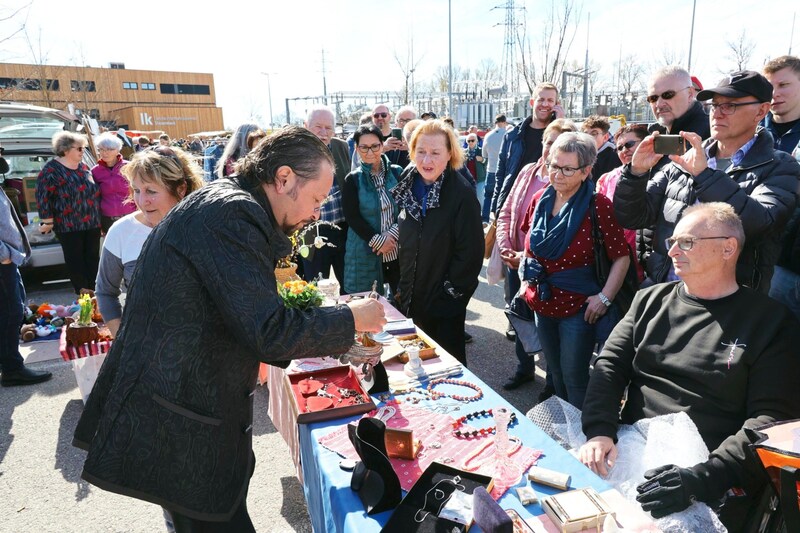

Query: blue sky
[[0, 0, 796, 127]]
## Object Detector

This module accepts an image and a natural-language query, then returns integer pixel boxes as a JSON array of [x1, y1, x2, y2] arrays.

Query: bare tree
[[724, 30, 756, 72], [393, 41, 424, 104], [617, 54, 647, 95], [516, 0, 582, 93], [655, 47, 685, 68], [474, 58, 501, 95], [0, 2, 30, 48]]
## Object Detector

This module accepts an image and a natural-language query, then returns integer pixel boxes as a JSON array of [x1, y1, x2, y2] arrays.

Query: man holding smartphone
[[384, 105, 415, 168], [613, 71, 800, 292]]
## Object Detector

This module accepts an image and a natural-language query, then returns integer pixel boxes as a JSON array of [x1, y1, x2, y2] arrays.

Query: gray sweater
[[0, 188, 31, 266]]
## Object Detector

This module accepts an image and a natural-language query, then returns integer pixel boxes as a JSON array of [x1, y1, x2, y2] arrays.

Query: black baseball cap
[[420, 111, 437, 120], [696, 70, 773, 103]]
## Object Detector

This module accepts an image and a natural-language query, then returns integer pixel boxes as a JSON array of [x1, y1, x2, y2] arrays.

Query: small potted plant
[[278, 279, 323, 310], [275, 220, 341, 284], [66, 293, 100, 346]]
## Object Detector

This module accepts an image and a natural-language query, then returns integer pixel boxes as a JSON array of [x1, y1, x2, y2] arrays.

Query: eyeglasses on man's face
[[616, 140, 638, 152], [702, 101, 762, 116], [373, 112, 389, 119], [467, 139, 476, 143], [646, 87, 690, 104], [546, 163, 586, 177], [357, 143, 382, 153], [665, 235, 731, 251]]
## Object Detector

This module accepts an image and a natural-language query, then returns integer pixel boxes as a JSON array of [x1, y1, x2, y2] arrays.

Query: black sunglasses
[[646, 87, 690, 104], [373, 112, 389, 118], [616, 140, 638, 152]]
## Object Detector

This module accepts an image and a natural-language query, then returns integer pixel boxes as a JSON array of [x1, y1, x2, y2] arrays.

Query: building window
[[0, 77, 59, 90], [70, 80, 96, 92], [142, 82, 155, 90], [122, 82, 138, 90], [160, 83, 210, 95]]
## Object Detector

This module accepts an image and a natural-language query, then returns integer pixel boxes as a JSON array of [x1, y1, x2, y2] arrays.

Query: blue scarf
[[530, 178, 594, 259]]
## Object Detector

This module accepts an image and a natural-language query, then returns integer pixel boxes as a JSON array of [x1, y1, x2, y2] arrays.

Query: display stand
[[348, 417, 402, 515]]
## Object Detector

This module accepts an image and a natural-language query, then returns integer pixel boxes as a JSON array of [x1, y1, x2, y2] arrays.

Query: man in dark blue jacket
[[490, 82, 563, 216]]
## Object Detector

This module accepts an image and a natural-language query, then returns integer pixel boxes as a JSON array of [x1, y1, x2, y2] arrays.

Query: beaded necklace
[[426, 378, 483, 402], [452, 408, 518, 438]]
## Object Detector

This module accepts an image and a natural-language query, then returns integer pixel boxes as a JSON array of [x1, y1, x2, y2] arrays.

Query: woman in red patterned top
[[519, 132, 629, 409], [35, 131, 101, 294]]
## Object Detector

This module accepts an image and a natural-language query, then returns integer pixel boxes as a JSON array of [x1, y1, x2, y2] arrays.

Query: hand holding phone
[[653, 135, 687, 156], [390, 128, 403, 140]]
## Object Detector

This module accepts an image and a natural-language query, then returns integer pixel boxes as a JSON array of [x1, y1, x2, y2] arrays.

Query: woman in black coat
[[391, 119, 484, 365]]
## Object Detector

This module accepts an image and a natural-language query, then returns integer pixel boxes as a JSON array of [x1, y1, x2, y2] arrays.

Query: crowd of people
[[1, 55, 800, 531]]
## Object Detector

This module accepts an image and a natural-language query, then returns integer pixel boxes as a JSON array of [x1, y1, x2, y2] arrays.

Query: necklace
[[426, 378, 483, 402], [413, 475, 465, 523], [462, 436, 523, 472], [452, 408, 518, 438]]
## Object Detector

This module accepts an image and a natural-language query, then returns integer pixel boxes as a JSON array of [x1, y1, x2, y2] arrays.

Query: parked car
[[0, 102, 96, 270]]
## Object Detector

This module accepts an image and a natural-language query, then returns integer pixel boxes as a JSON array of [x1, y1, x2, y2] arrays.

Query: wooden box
[[540, 488, 615, 532], [395, 334, 437, 363], [286, 366, 376, 424]]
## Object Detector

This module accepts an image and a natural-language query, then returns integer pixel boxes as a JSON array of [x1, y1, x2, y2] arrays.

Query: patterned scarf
[[391, 165, 444, 221]]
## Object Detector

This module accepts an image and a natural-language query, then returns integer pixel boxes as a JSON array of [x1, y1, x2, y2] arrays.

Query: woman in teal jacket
[[342, 124, 402, 296]]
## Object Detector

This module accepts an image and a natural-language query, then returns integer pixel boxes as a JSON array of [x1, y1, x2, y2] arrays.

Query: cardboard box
[[286, 366, 376, 424], [22, 176, 39, 213], [540, 488, 615, 533]]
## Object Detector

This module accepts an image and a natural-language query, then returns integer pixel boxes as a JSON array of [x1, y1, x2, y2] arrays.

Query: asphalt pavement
[[2, 263, 546, 532]]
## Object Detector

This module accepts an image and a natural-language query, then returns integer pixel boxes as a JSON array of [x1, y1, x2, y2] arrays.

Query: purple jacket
[[91, 156, 135, 218]]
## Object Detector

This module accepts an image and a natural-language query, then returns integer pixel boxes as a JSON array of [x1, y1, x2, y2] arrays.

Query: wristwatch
[[598, 292, 612, 307]]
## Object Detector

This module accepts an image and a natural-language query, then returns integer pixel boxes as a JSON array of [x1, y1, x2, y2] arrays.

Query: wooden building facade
[[0, 62, 224, 138]]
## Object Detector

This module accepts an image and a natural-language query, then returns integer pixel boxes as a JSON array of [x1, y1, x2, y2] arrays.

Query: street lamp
[[260, 72, 275, 129]]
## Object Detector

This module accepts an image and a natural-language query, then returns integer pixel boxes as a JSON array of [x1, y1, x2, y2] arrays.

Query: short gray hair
[[396, 105, 416, 118], [682, 202, 745, 250], [52, 131, 86, 157], [650, 65, 692, 88], [95, 132, 123, 151], [306, 105, 335, 124], [548, 132, 597, 168]]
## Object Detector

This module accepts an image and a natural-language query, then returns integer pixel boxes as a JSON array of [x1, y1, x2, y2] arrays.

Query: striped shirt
[[366, 164, 399, 263]]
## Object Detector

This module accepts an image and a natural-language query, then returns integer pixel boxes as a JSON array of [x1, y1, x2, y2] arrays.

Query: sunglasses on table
[[616, 140, 638, 152], [646, 87, 690, 103], [665, 235, 731, 251]]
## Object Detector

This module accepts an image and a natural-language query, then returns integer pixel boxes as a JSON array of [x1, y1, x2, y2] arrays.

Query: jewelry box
[[381, 462, 493, 533], [287, 366, 376, 424], [540, 487, 615, 533], [395, 333, 437, 363]]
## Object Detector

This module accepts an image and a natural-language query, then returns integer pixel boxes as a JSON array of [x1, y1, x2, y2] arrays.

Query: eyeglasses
[[702, 101, 762, 116], [147, 146, 182, 167], [467, 139, 476, 143], [397, 117, 412, 124], [546, 163, 586, 177], [373, 112, 389, 119], [73, 145, 85, 152], [357, 143, 382, 153], [616, 140, 638, 152], [97, 146, 116, 152], [665, 235, 731, 251], [646, 87, 690, 104]]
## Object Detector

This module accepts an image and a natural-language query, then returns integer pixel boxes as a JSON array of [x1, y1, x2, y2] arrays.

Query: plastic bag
[[486, 241, 505, 286], [528, 397, 727, 533], [72, 353, 107, 404]]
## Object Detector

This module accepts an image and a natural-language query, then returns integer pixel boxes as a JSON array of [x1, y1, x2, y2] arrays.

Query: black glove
[[635, 464, 708, 518]]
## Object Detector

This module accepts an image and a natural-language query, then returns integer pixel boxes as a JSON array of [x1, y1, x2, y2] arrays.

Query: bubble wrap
[[528, 397, 727, 533]]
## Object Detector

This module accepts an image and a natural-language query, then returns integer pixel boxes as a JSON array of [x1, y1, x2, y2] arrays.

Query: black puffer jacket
[[73, 174, 355, 521], [393, 166, 484, 320], [614, 128, 800, 292]]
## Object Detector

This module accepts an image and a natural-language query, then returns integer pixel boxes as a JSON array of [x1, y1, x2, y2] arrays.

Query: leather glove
[[635, 464, 708, 518]]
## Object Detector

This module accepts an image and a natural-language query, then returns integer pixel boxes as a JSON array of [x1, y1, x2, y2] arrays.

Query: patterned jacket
[[73, 174, 356, 521]]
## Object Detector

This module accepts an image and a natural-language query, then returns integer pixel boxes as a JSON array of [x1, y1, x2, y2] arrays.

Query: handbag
[[484, 220, 497, 259], [590, 195, 639, 316], [504, 289, 542, 354]]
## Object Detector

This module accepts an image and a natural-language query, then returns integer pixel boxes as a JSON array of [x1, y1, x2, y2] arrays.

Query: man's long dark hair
[[235, 125, 334, 185]]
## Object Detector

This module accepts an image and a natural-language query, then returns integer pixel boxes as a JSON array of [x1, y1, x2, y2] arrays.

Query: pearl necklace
[[426, 378, 483, 402]]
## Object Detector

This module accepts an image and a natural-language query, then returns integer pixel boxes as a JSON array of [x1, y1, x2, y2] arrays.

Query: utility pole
[[583, 12, 590, 116], [321, 49, 328, 105], [448, 0, 453, 117], [790, 13, 796, 54], [687, 0, 697, 71], [260, 72, 275, 128]]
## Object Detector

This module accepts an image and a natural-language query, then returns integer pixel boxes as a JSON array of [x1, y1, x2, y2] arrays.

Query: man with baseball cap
[[613, 70, 800, 292]]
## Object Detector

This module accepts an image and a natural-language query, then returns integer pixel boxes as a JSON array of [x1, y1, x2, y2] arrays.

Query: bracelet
[[427, 378, 483, 402], [452, 408, 518, 438], [597, 292, 612, 307]]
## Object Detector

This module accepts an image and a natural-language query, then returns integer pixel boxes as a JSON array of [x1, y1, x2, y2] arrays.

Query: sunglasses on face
[[73, 146, 85, 152], [665, 235, 730, 251], [616, 140, 638, 152], [373, 112, 389, 119], [702, 101, 762, 115], [467, 139, 476, 143], [646, 87, 690, 104]]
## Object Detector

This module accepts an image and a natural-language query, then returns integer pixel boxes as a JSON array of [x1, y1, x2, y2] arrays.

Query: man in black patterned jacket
[[73, 127, 386, 531]]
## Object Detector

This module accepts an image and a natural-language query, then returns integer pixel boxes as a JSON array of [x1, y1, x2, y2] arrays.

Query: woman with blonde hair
[[391, 119, 484, 365], [95, 146, 203, 337]]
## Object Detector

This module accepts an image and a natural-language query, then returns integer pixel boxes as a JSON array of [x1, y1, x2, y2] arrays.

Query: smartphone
[[390, 128, 403, 140], [549, 111, 557, 122], [653, 134, 687, 156]]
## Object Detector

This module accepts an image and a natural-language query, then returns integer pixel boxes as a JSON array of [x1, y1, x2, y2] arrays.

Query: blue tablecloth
[[298, 367, 611, 532]]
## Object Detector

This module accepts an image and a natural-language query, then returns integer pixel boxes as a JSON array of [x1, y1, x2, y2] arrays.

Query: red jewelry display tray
[[286, 365, 376, 424]]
